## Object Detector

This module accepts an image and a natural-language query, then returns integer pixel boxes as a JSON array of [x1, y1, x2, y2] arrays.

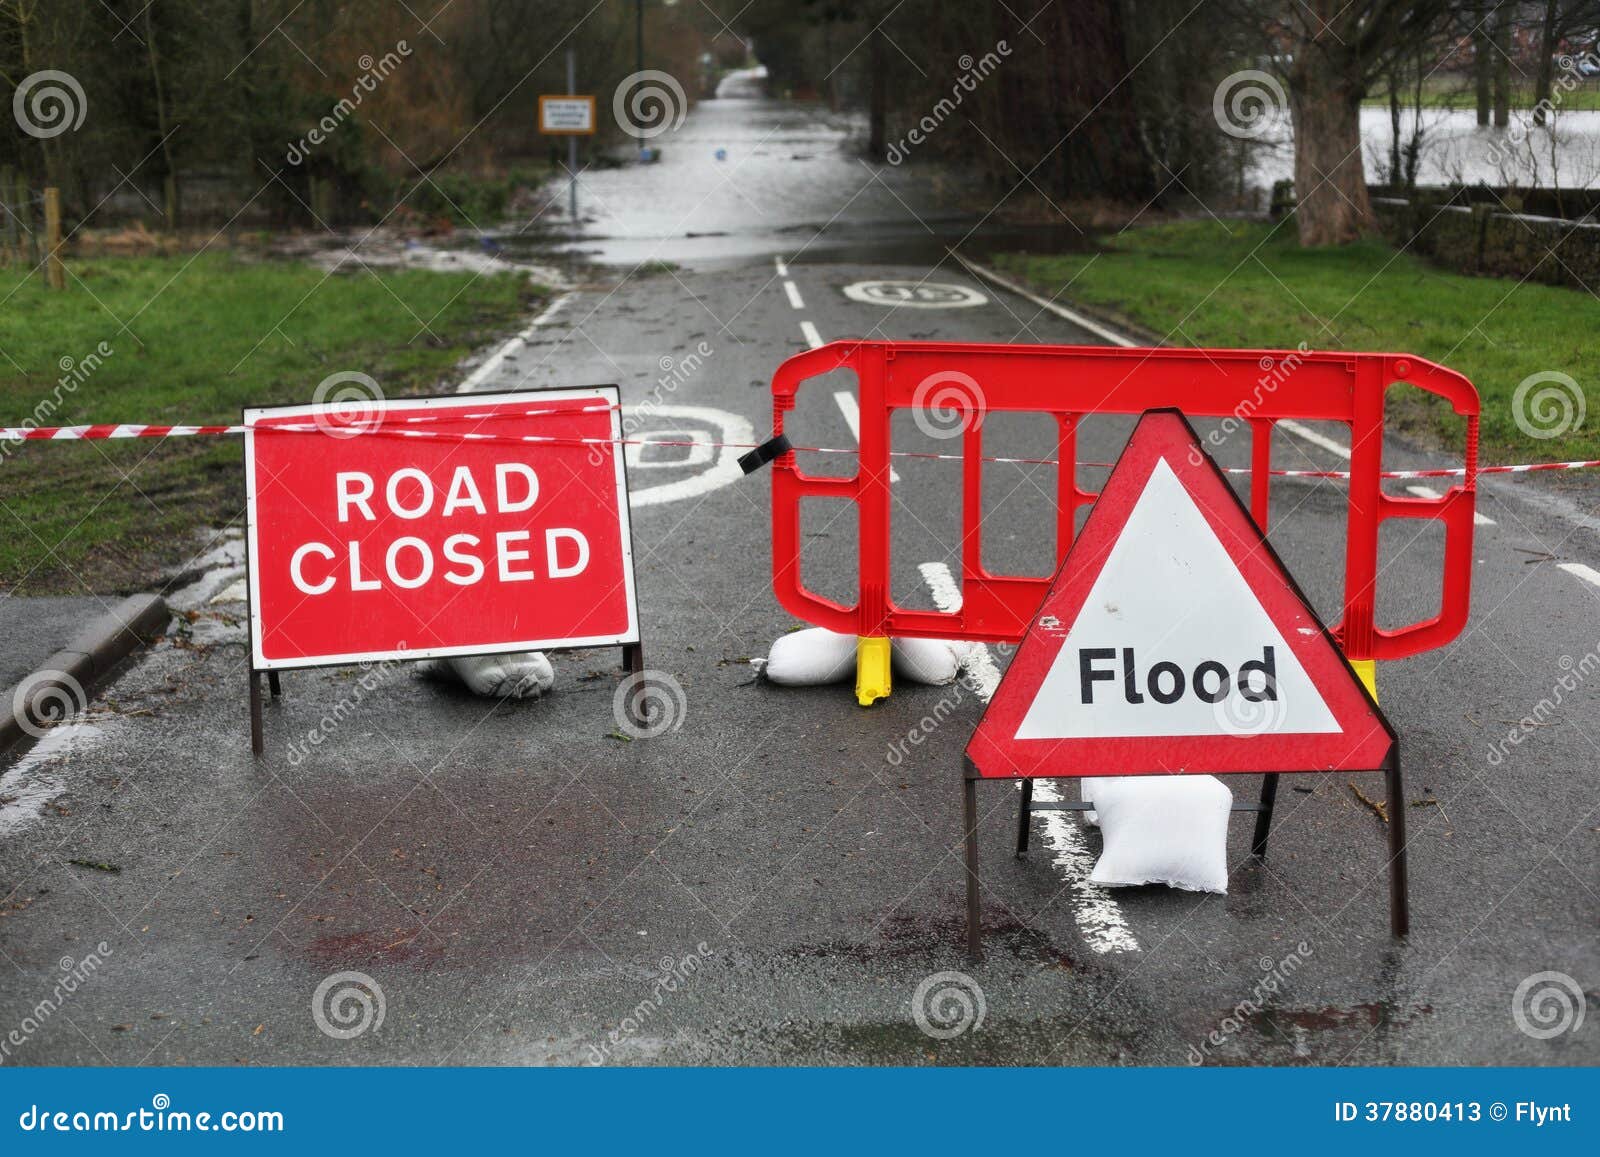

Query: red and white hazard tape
[[1, 417, 1596, 481]]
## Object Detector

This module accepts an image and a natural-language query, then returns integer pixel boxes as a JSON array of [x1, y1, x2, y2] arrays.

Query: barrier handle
[[1350, 361, 1479, 661], [769, 342, 867, 634], [1369, 484, 1476, 658]]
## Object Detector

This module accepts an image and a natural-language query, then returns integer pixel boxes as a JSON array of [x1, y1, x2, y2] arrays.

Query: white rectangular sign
[[539, 96, 596, 135]]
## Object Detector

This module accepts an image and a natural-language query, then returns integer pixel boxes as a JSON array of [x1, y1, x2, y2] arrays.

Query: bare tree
[[1276, 1, 1457, 246]]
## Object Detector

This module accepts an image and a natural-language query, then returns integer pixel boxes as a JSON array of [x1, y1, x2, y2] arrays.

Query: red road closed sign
[[245, 387, 639, 669]]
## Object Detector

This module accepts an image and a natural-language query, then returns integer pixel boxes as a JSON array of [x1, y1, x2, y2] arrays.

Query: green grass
[[993, 219, 1595, 465], [1362, 77, 1600, 111], [0, 253, 539, 594]]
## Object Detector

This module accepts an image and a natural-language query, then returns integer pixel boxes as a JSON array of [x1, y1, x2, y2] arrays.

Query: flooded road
[[497, 85, 1081, 272]]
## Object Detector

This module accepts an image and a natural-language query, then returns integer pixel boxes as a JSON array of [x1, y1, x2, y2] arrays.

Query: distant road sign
[[967, 409, 1393, 780], [842, 280, 986, 308], [539, 95, 596, 135]]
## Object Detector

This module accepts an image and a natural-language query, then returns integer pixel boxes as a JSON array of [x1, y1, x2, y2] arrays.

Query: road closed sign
[[244, 387, 639, 669], [967, 408, 1393, 779]]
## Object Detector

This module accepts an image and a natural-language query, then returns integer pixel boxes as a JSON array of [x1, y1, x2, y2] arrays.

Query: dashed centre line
[[918, 561, 1139, 955], [783, 281, 805, 310], [800, 319, 823, 349], [1407, 484, 1496, 526]]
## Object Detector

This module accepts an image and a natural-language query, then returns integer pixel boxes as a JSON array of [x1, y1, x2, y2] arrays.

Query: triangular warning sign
[[966, 409, 1394, 779]]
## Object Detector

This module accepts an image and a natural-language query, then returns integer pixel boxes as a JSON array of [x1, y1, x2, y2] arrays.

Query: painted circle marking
[[622, 403, 756, 508], [842, 280, 987, 309]]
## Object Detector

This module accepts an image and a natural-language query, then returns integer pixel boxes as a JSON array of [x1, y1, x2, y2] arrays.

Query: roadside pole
[[566, 46, 579, 224], [43, 187, 64, 290]]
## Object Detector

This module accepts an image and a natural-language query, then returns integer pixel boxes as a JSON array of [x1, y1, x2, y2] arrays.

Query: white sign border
[[243, 385, 640, 671]]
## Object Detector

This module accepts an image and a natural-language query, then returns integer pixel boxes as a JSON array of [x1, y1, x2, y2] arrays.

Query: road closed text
[[287, 464, 592, 595], [245, 388, 639, 667]]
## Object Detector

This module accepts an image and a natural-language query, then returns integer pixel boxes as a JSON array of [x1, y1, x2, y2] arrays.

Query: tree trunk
[[1474, 6, 1492, 126], [1532, 0, 1559, 127], [1387, 70, 1402, 186], [1492, 2, 1511, 128], [144, 2, 180, 230], [1046, 0, 1151, 202], [1290, 51, 1370, 246], [867, 24, 886, 161]]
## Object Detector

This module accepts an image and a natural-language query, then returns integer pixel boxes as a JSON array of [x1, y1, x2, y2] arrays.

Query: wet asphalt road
[[0, 96, 1597, 1067]]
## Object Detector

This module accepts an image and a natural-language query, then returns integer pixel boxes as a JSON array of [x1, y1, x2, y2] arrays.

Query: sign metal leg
[[1386, 752, 1409, 938], [1251, 772, 1279, 858], [267, 671, 282, 699], [964, 775, 983, 964], [1014, 778, 1033, 858], [249, 670, 264, 757]]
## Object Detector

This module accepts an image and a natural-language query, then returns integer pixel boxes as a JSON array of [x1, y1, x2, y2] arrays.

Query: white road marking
[[783, 280, 805, 310], [458, 291, 574, 393], [774, 256, 788, 277], [1558, 561, 1600, 589], [1277, 419, 1352, 460], [1406, 484, 1496, 526], [621, 404, 758, 508], [949, 251, 1136, 347], [800, 320, 823, 349], [833, 390, 900, 483], [918, 561, 1139, 954]]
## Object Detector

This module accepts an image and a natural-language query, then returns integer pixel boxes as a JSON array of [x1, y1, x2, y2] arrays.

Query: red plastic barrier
[[767, 341, 1479, 662]]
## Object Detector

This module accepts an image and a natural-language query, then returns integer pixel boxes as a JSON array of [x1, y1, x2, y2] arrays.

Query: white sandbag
[[890, 637, 970, 686], [1086, 774, 1233, 894], [418, 651, 555, 699], [760, 628, 857, 685], [1079, 776, 1115, 826]]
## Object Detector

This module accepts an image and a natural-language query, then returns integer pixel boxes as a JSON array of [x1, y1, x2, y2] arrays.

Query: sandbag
[[759, 628, 857, 685], [1086, 774, 1233, 894], [890, 637, 971, 685]]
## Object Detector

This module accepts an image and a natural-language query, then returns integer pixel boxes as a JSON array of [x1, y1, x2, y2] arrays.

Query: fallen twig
[[1348, 782, 1388, 823]]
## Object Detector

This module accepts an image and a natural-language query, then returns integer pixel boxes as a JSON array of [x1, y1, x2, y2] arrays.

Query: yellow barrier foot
[[1351, 658, 1378, 704], [856, 636, 892, 707]]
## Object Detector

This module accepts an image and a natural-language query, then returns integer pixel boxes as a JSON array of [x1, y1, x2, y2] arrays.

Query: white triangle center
[[1015, 457, 1341, 740]]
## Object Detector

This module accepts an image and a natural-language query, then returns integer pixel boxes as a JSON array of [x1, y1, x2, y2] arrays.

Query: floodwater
[[494, 69, 1084, 272], [1245, 106, 1600, 192]]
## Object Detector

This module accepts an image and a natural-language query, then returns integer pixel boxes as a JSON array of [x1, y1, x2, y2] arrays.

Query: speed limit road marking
[[842, 280, 988, 309]]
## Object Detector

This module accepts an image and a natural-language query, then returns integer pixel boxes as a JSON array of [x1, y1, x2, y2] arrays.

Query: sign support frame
[[242, 385, 647, 756], [965, 749, 1408, 962]]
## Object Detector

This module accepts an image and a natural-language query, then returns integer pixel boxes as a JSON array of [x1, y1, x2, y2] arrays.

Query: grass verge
[[992, 219, 1595, 467], [0, 253, 539, 594]]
